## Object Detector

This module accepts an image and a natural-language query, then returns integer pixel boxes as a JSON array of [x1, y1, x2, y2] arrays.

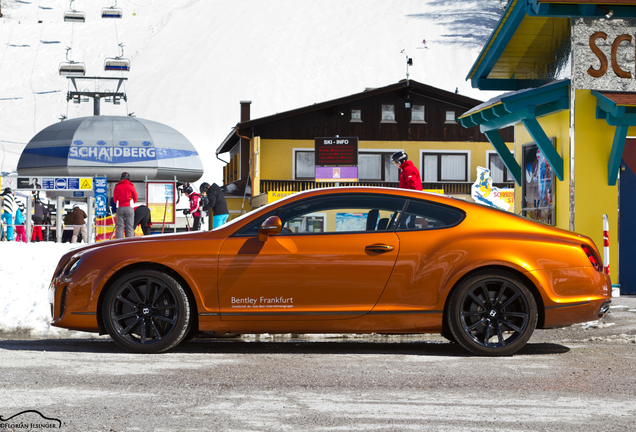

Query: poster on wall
[[522, 144, 554, 225], [471, 167, 514, 211], [146, 182, 175, 224]]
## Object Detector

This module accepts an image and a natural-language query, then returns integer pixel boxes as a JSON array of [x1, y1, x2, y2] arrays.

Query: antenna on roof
[[400, 49, 413, 85]]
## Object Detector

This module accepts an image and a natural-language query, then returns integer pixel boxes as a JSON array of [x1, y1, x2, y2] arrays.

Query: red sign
[[315, 137, 358, 165]]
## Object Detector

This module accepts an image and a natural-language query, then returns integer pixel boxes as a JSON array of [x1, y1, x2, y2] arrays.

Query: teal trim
[[528, 1, 636, 19], [592, 90, 624, 118], [609, 126, 629, 186], [592, 90, 636, 185], [460, 80, 569, 183], [461, 80, 569, 132], [521, 118, 564, 181], [484, 130, 522, 185], [467, 0, 527, 89]]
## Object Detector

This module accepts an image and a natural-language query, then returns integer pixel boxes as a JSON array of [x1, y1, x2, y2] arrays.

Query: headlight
[[63, 257, 82, 279]]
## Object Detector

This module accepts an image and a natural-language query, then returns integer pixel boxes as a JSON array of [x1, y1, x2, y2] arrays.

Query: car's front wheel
[[102, 269, 191, 353], [447, 270, 537, 356]]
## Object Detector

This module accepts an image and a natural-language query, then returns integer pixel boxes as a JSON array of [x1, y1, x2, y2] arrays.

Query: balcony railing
[[259, 180, 514, 196]]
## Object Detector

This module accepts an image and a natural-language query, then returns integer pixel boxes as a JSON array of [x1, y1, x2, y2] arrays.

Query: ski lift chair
[[58, 47, 85, 76], [101, 5, 123, 18], [64, 1, 85, 23], [104, 57, 130, 71], [63, 10, 85, 22], [59, 61, 86, 76], [104, 43, 130, 72]]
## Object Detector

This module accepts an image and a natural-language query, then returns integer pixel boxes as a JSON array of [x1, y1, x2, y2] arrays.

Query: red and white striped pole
[[603, 214, 610, 275]]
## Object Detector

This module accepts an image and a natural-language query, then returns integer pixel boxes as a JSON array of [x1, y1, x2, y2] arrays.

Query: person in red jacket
[[112, 172, 138, 238], [182, 185, 202, 230], [392, 151, 423, 191]]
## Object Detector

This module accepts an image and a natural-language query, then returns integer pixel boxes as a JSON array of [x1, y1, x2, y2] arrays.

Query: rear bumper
[[543, 297, 611, 328]]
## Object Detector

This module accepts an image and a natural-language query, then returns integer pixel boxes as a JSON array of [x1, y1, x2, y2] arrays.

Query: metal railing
[[259, 179, 514, 196]]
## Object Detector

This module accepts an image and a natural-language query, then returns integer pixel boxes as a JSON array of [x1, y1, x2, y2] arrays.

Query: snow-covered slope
[[0, 0, 504, 185]]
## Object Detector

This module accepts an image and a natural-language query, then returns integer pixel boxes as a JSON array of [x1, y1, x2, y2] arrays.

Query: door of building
[[619, 138, 636, 294]]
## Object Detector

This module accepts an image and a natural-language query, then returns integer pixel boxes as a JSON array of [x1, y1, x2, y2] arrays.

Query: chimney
[[240, 101, 251, 122]]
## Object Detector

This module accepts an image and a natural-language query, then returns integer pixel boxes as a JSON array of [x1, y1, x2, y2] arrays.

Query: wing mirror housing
[[258, 216, 282, 242]]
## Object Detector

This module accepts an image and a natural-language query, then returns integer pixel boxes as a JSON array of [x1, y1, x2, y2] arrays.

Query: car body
[[49, 187, 612, 356]]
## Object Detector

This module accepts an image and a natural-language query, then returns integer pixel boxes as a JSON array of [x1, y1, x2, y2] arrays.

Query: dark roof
[[217, 80, 484, 155]]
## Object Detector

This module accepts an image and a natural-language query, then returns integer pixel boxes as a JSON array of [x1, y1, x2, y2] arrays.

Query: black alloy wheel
[[102, 270, 191, 353], [447, 270, 537, 356]]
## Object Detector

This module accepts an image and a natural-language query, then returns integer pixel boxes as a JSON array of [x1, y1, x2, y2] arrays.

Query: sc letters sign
[[573, 18, 636, 91]]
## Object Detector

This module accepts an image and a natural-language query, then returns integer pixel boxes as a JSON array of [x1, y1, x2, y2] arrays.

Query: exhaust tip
[[598, 301, 611, 318]]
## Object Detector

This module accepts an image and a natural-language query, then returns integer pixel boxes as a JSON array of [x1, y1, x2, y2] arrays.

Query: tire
[[102, 270, 191, 353], [447, 270, 537, 356]]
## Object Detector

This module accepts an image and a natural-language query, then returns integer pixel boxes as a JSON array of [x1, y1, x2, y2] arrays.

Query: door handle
[[365, 244, 394, 253]]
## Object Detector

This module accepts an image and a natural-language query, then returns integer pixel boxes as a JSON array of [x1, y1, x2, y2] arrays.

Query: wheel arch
[[441, 265, 546, 338], [96, 262, 200, 336]]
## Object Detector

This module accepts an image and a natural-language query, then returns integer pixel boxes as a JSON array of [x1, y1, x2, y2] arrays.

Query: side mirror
[[258, 215, 282, 242]]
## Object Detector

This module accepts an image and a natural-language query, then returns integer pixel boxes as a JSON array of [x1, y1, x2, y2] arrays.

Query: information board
[[315, 137, 358, 166], [146, 182, 176, 224]]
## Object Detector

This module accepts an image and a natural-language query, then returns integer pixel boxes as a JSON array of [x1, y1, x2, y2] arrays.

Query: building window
[[422, 152, 468, 182], [295, 150, 399, 182], [359, 152, 399, 182], [381, 104, 396, 122], [488, 153, 513, 183], [411, 105, 426, 123], [445, 110, 456, 124], [350, 109, 362, 122], [295, 151, 315, 179]]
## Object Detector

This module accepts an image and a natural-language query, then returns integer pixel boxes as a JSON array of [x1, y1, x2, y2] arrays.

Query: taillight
[[581, 244, 602, 272]]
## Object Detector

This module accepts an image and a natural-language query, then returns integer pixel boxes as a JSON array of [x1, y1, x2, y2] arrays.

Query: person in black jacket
[[200, 183, 229, 229], [133, 205, 152, 235], [32, 198, 45, 242]]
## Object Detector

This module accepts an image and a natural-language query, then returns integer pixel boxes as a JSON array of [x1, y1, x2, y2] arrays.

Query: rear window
[[396, 199, 465, 230]]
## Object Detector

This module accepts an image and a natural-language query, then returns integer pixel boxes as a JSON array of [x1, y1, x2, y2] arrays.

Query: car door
[[217, 193, 407, 321]]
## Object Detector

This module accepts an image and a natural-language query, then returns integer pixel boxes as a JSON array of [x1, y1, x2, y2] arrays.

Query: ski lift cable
[[0, 23, 15, 73], [31, 24, 45, 135]]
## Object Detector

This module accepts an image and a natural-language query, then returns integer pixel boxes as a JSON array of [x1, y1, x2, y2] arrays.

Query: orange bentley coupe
[[49, 187, 611, 356]]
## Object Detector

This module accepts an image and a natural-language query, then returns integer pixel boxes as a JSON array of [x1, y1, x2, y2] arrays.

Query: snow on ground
[[0, 241, 90, 337]]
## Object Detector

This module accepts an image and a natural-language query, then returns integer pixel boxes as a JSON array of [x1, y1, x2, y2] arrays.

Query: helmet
[[120, 172, 130, 181], [200, 182, 210, 193], [391, 151, 408, 164], [1, 187, 11, 195], [184, 185, 193, 195]]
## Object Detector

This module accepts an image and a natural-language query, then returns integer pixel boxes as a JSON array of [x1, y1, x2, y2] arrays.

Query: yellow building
[[216, 80, 514, 217], [458, 0, 636, 294]]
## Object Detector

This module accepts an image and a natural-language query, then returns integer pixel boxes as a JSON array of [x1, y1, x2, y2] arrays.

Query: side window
[[235, 194, 407, 236], [396, 199, 465, 231], [295, 151, 315, 179], [381, 104, 396, 122]]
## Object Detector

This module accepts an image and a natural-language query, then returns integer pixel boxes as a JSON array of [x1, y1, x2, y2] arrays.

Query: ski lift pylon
[[104, 43, 130, 72], [64, 0, 85, 22], [59, 47, 85, 76], [102, 0, 123, 18]]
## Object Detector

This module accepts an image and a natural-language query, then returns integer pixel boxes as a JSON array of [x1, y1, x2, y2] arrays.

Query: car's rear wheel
[[448, 270, 537, 356], [102, 270, 191, 353]]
